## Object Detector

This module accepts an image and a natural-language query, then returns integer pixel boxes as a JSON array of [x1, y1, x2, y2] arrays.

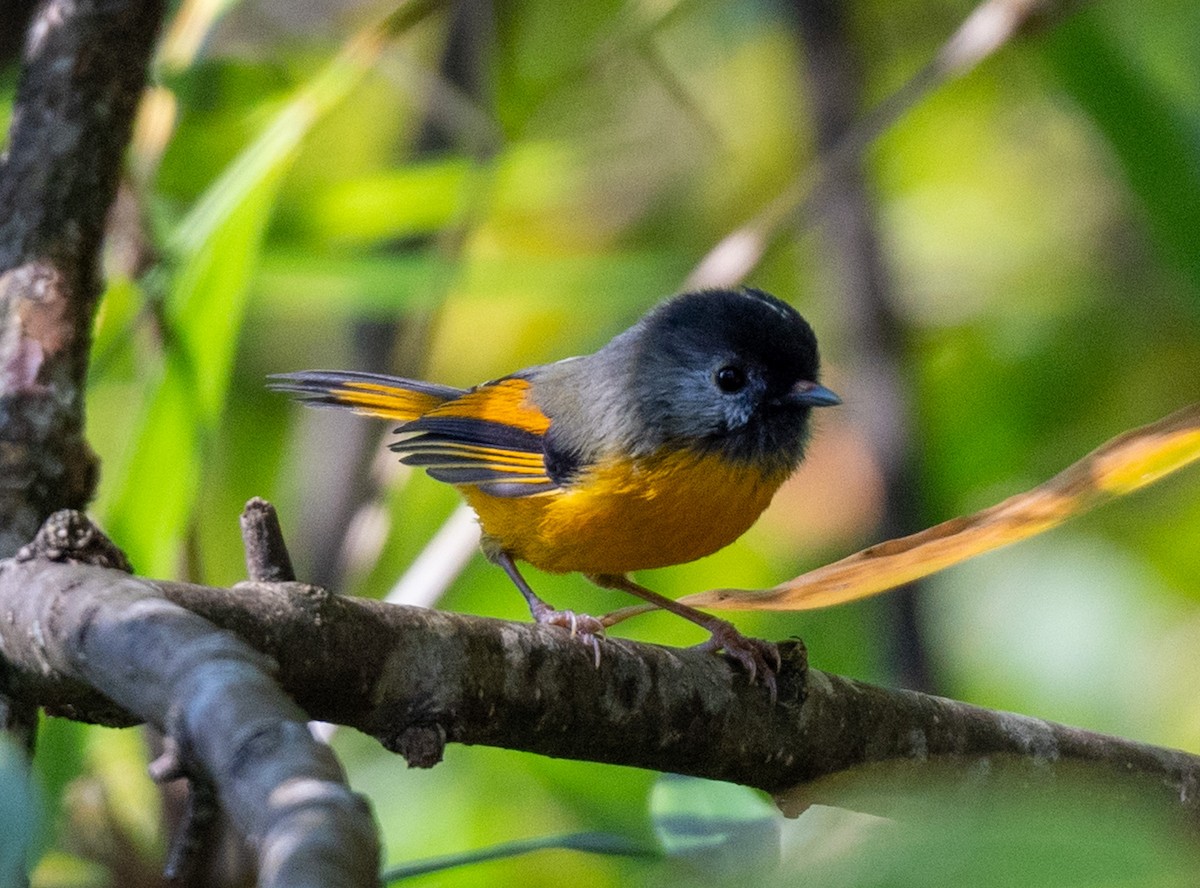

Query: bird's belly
[[463, 450, 788, 575]]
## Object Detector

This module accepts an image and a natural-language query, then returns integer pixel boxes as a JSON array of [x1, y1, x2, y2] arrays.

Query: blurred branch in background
[[290, 0, 497, 596], [790, 0, 931, 690], [686, 0, 1088, 289]]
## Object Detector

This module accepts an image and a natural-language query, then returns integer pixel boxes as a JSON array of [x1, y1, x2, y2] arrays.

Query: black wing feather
[[391, 418, 557, 497]]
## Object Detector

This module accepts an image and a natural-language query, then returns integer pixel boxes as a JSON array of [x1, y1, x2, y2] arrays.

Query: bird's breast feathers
[[465, 446, 789, 576]]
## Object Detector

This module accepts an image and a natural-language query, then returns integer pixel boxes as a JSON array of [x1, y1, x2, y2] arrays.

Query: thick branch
[[0, 522, 379, 888], [2, 553, 1197, 827], [0, 0, 163, 556]]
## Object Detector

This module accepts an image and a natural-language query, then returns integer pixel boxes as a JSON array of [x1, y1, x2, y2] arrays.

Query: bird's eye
[[714, 365, 747, 393]]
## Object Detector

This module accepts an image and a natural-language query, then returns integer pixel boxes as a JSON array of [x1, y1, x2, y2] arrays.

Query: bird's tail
[[268, 370, 466, 422]]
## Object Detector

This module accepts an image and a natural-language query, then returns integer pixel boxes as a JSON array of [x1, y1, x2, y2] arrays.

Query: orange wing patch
[[421, 377, 551, 435], [393, 377, 558, 497]]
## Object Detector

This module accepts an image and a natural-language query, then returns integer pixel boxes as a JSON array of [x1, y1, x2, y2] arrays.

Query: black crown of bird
[[270, 288, 840, 693]]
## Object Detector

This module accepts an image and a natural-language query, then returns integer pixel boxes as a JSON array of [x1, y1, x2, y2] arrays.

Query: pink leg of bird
[[590, 573, 781, 700], [494, 551, 605, 667]]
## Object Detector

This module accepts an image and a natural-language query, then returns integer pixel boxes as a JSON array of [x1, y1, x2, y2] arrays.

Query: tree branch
[[0, 0, 165, 558], [3, 520, 1197, 830]]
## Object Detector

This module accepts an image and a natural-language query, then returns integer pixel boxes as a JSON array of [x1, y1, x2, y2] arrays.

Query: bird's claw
[[695, 622, 781, 702], [531, 606, 606, 668]]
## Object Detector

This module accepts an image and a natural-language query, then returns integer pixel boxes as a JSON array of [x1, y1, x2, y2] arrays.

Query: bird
[[270, 288, 839, 692]]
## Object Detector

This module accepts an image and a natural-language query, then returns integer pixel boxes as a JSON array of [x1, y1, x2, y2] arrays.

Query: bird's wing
[[394, 377, 559, 497], [268, 370, 464, 421]]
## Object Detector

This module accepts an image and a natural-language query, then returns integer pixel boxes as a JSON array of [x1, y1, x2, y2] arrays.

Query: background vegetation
[[3, 0, 1198, 884]]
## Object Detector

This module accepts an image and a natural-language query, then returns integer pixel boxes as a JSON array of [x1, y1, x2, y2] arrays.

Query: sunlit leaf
[[294, 157, 472, 245], [682, 402, 1200, 611], [32, 716, 88, 844], [87, 277, 143, 378], [29, 852, 109, 888], [84, 725, 160, 858]]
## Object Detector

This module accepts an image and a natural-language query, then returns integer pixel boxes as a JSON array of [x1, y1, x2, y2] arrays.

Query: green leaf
[[649, 774, 779, 874], [1043, 13, 1200, 305], [294, 157, 472, 246], [28, 852, 109, 888], [787, 773, 1200, 887], [253, 247, 682, 318], [31, 717, 87, 849]]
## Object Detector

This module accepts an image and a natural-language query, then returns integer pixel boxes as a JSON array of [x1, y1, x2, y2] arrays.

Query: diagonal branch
[[2, 514, 380, 888]]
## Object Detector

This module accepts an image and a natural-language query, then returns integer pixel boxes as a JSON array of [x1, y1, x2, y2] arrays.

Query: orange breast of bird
[[463, 446, 789, 577]]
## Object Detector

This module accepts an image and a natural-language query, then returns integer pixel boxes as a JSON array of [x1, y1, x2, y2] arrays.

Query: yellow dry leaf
[[680, 402, 1200, 612]]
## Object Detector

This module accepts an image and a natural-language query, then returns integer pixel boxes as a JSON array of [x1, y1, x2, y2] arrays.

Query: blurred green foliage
[[4, 0, 1199, 883], [779, 770, 1200, 888]]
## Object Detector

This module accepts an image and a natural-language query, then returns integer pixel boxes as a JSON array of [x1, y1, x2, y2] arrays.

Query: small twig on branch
[[156, 753, 222, 886], [3, 510, 1197, 833], [3, 512, 380, 888], [241, 497, 297, 583]]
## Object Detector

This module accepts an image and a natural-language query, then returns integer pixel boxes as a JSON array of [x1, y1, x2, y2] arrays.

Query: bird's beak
[[787, 380, 841, 407]]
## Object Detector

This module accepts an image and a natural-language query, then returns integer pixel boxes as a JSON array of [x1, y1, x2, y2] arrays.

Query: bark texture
[[0, 0, 164, 556]]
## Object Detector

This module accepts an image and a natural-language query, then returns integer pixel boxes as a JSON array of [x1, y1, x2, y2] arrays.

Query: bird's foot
[[694, 621, 782, 701], [528, 602, 606, 668]]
